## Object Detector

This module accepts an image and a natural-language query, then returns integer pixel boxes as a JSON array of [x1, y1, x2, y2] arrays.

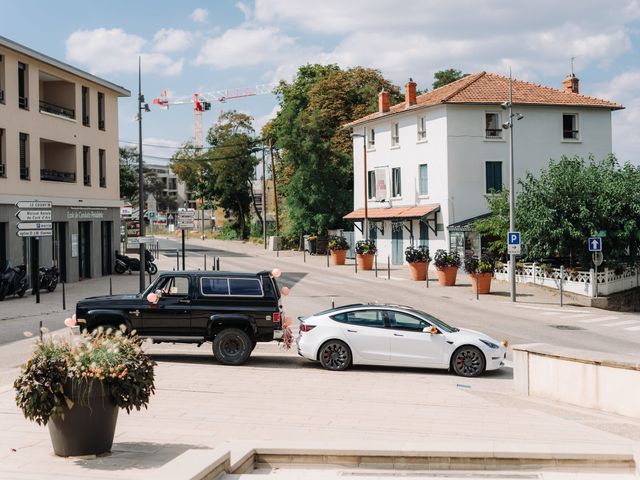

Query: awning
[[447, 213, 491, 232], [344, 204, 440, 221]]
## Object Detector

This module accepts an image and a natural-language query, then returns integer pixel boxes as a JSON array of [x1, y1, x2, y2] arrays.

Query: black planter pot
[[48, 380, 119, 457]]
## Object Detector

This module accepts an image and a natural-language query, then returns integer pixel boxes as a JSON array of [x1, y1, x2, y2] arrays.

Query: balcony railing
[[39, 100, 75, 120], [563, 129, 579, 139], [84, 174, 91, 186], [19, 96, 28, 109], [100, 176, 106, 188], [0, 164, 5, 177], [98, 119, 105, 130], [485, 128, 502, 138], [83, 115, 90, 126], [20, 166, 29, 180], [0, 89, 4, 103], [41, 168, 76, 183]]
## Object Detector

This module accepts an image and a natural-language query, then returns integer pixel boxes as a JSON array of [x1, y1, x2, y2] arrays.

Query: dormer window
[[485, 112, 502, 138]]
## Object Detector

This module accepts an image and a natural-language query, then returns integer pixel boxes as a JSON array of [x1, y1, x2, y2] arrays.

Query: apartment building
[[0, 36, 130, 282], [344, 73, 622, 264]]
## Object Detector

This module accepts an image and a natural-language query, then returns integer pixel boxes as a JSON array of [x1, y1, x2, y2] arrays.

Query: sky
[[1, 0, 639, 164]]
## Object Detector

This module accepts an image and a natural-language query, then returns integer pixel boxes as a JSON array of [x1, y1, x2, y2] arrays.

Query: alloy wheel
[[453, 347, 485, 377], [320, 341, 351, 371]]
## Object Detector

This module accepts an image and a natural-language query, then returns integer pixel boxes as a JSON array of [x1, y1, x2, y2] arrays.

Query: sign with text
[[16, 201, 52, 209], [17, 229, 53, 237], [507, 231, 521, 255], [16, 210, 52, 221], [17, 222, 53, 230]]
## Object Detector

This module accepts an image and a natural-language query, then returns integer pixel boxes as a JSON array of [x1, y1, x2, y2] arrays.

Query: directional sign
[[16, 210, 52, 221], [588, 237, 602, 252], [177, 220, 195, 229], [148, 211, 156, 218], [17, 222, 52, 230], [17, 229, 52, 237], [15, 201, 52, 209]]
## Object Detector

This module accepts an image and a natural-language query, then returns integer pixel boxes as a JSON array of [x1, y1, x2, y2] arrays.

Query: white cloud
[[65, 28, 184, 76], [153, 28, 193, 53], [196, 27, 297, 69], [235, 2, 252, 20], [254, 104, 281, 134], [190, 8, 209, 23]]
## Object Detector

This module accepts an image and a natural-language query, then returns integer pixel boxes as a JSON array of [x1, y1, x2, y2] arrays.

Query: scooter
[[114, 250, 158, 275], [0, 262, 28, 301], [34, 265, 59, 293]]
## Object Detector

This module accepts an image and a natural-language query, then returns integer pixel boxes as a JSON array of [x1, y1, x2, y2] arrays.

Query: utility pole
[[262, 144, 267, 249], [269, 138, 279, 237], [508, 70, 516, 303], [137, 57, 146, 293]]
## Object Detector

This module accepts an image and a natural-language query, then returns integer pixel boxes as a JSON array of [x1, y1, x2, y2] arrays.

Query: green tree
[[268, 64, 401, 236], [474, 188, 510, 258], [432, 68, 468, 89], [516, 155, 640, 267], [119, 146, 139, 202]]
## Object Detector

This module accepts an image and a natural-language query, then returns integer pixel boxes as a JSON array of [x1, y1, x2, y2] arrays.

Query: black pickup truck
[[75, 271, 284, 365]]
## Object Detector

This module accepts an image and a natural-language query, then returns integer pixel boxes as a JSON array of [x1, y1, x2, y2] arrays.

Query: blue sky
[[2, 0, 639, 163]]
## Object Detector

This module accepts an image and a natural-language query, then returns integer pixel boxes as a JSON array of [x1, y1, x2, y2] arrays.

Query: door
[[101, 221, 112, 275], [386, 311, 448, 368], [337, 309, 389, 363], [52, 222, 67, 282], [78, 221, 91, 279], [419, 220, 429, 249], [141, 275, 192, 336], [392, 225, 403, 265]]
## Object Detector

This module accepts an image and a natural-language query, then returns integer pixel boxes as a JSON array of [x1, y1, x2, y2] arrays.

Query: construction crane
[[152, 83, 276, 147]]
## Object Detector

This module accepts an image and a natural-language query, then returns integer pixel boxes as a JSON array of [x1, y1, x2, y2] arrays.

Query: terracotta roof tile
[[344, 72, 623, 128]]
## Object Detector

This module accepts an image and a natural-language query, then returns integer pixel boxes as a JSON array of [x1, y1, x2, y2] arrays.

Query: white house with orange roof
[[343, 72, 623, 265]]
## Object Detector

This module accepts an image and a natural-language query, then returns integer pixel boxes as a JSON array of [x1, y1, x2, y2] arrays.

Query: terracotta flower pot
[[408, 261, 429, 281], [330, 249, 347, 266], [436, 266, 458, 286], [48, 379, 119, 457], [471, 272, 493, 294], [357, 253, 374, 270]]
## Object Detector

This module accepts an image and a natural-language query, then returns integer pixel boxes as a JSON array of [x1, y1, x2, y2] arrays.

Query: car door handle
[[393, 333, 403, 337], [178, 298, 190, 304], [347, 329, 358, 333]]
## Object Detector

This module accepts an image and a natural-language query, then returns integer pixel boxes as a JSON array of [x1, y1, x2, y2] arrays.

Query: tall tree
[[268, 64, 401, 236], [474, 188, 510, 258], [432, 68, 468, 89]]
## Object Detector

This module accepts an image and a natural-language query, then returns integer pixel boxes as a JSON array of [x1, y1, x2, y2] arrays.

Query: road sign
[[592, 251, 604, 267], [138, 236, 155, 244], [596, 230, 607, 238], [16, 210, 52, 221], [17, 222, 52, 230], [588, 237, 602, 252], [17, 229, 52, 237], [177, 220, 195, 229], [148, 211, 156, 218], [15, 201, 52, 209], [507, 231, 521, 254]]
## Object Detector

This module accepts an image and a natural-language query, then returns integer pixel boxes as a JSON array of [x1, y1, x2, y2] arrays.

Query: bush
[[464, 254, 495, 273], [433, 249, 461, 269], [327, 236, 349, 251], [355, 240, 377, 255], [405, 245, 430, 263]]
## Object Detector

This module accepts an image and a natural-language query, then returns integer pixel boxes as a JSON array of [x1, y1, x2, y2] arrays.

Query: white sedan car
[[297, 304, 507, 377]]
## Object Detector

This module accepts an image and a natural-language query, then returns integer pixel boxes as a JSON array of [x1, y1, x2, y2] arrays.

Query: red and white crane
[[152, 84, 276, 147]]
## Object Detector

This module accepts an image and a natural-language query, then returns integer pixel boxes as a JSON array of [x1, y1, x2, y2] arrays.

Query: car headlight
[[480, 339, 499, 349]]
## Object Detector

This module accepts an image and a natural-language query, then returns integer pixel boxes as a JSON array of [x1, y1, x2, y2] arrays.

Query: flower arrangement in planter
[[327, 236, 350, 265], [355, 240, 377, 270], [404, 245, 431, 281], [14, 321, 156, 457], [463, 255, 495, 294], [433, 249, 461, 286]]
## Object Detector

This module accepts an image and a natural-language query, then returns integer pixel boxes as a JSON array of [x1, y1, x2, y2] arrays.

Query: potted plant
[[433, 249, 461, 286], [405, 245, 431, 281], [14, 321, 156, 457], [327, 236, 349, 265], [464, 255, 494, 294], [355, 239, 377, 270]]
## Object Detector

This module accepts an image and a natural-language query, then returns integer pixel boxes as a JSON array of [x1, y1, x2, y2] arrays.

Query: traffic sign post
[[589, 238, 604, 298]]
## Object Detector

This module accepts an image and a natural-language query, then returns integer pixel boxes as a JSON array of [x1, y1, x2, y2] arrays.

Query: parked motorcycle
[[0, 262, 28, 301], [34, 265, 59, 293], [114, 250, 158, 275]]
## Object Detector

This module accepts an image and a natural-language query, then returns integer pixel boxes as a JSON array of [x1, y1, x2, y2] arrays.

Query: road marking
[[513, 304, 585, 314], [578, 316, 619, 324], [602, 320, 640, 328], [624, 325, 640, 331]]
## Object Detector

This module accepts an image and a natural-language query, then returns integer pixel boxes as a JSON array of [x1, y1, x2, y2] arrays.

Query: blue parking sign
[[588, 237, 602, 252], [508, 232, 521, 245]]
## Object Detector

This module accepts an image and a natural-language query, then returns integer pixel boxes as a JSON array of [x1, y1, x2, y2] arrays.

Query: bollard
[[475, 270, 479, 300], [355, 256, 357, 274], [216, 258, 220, 271], [426, 266, 429, 288], [560, 265, 564, 307], [375, 255, 378, 278], [326, 250, 329, 268], [176, 250, 179, 270], [204, 253, 207, 271], [303, 249, 306, 263], [109, 277, 113, 296], [39, 320, 43, 341], [148, 271, 152, 285], [387, 256, 390, 280], [332, 297, 335, 309], [62, 281, 66, 310]]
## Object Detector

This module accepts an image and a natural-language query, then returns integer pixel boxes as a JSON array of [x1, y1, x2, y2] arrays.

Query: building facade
[[0, 36, 130, 283], [344, 72, 622, 264]]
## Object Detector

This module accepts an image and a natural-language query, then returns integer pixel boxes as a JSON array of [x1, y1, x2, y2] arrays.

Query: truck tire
[[212, 328, 252, 366]]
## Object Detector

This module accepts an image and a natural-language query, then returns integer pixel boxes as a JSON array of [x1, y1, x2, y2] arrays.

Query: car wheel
[[451, 346, 486, 377], [18, 282, 28, 297], [147, 263, 158, 275], [213, 328, 252, 366], [318, 340, 352, 371], [114, 264, 126, 274]]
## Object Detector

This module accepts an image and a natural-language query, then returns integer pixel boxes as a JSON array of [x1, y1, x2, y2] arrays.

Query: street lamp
[[137, 57, 150, 293], [501, 71, 524, 302], [350, 132, 368, 241]]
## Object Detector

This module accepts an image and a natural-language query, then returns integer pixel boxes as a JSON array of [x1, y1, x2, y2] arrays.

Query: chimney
[[563, 74, 579, 94], [405, 78, 417, 106], [378, 89, 390, 113]]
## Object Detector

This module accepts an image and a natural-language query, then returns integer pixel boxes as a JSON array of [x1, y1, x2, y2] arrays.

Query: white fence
[[494, 262, 639, 297]]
